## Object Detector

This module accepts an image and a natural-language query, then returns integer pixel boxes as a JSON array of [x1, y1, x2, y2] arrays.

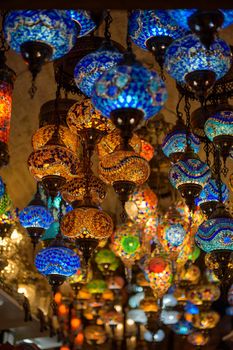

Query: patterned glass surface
[[0, 81, 13, 144], [204, 110, 233, 141], [195, 217, 233, 252], [19, 205, 54, 229], [195, 178, 229, 206], [172, 320, 193, 335], [168, 9, 233, 30], [164, 34, 232, 83], [162, 130, 200, 158], [74, 47, 123, 97], [129, 10, 186, 50], [169, 158, 211, 188], [92, 63, 167, 119], [0, 177, 5, 198], [4, 10, 81, 60], [41, 221, 60, 241], [35, 246, 80, 276]]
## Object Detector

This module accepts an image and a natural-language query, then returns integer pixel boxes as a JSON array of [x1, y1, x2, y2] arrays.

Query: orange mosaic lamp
[[61, 171, 106, 205], [140, 139, 154, 161], [32, 125, 79, 152], [67, 98, 114, 149], [61, 207, 113, 264], [125, 184, 158, 224], [188, 331, 209, 347], [28, 126, 80, 196], [96, 128, 141, 159], [192, 310, 220, 330], [0, 52, 16, 166]]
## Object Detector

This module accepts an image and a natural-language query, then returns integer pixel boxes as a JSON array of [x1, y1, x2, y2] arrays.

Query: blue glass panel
[[204, 110, 233, 141], [162, 130, 200, 158], [195, 178, 229, 206], [19, 205, 54, 229]]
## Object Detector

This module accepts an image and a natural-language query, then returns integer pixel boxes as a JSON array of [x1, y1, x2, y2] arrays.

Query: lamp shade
[[129, 10, 186, 50], [168, 9, 233, 30], [172, 319, 193, 335], [127, 309, 147, 324], [188, 331, 209, 347], [19, 205, 54, 230], [160, 310, 179, 325], [74, 46, 123, 97], [164, 34, 232, 84], [195, 216, 233, 252], [35, 246, 80, 277], [195, 178, 229, 207], [92, 62, 167, 120], [4, 10, 95, 60]]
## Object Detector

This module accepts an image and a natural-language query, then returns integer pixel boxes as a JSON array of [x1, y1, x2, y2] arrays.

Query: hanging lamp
[[129, 10, 186, 74], [4, 10, 97, 96], [164, 34, 232, 98], [19, 185, 54, 247]]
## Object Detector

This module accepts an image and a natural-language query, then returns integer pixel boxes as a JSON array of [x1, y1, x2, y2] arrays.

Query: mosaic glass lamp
[[160, 310, 180, 325], [192, 310, 220, 330], [169, 148, 211, 211], [162, 123, 200, 163], [95, 248, 120, 275], [162, 293, 177, 308], [41, 221, 60, 247], [61, 207, 113, 264], [157, 205, 190, 260], [66, 98, 114, 149], [125, 184, 158, 224], [129, 292, 145, 309], [146, 253, 173, 299], [129, 10, 186, 67], [0, 177, 5, 198], [195, 204, 233, 253], [195, 178, 229, 217], [111, 221, 143, 270], [84, 325, 107, 345], [140, 139, 154, 161], [144, 329, 165, 343], [98, 149, 150, 206], [28, 126, 80, 196], [92, 60, 168, 136], [164, 34, 232, 97], [74, 45, 123, 97], [4, 10, 96, 82], [168, 9, 233, 31], [127, 309, 147, 325], [0, 52, 16, 166], [188, 331, 209, 347], [204, 110, 233, 160], [205, 250, 233, 281], [19, 190, 54, 247], [35, 240, 80, 288], [172, 319, 193, 335], [96, 129, 141, 159], [0, 193, 10, 216], [32, 125, 79, 153], [61, 171, 107, 206]]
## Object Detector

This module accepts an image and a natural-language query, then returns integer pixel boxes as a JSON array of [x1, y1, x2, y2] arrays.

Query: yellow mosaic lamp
[[96, 128, 141, 159], [188, 331, 209, 347], [61, 207, 113, 264], [192, 310, 220, 330]]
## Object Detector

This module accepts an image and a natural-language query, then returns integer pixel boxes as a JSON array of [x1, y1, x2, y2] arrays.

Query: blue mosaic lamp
[[4, 10, 96, 89], [172, 319, 193, 335], [162, 121, 200, 162], [0, 176, 5, 199], [195, 204, 233, 253], [168, 9, 233, 48], [185, 301, 199, 315], [35, 238, 80, 288], [92, 58, 168, 137], [204, 110, 233, 160], [19, 189, 54, 247], [164, 34, 232, 97], [74, 45, 123, 97], [169, 149, 211, 211], [41, 221, 60, 246], [195, 178, 229, 217], [129, 10, 186, 67]]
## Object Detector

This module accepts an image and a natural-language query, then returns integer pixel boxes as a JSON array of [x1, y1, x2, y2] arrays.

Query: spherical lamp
[[165, 34, 232, 97], [188, 331, 209, 347], [172, 319, 193, 335], [204, 110, 233, 160], [95, 248, 120, 275], [169, 149, 211, 211], [129, 10, 186, 68]]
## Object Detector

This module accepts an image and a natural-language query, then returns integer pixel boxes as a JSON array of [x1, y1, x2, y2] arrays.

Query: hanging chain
[[104, 10, 112, 42], [204, 138, 211, 167], [184, 95, 192, 147], [126, 10, 133, 53], [176, 94, 184, 122]]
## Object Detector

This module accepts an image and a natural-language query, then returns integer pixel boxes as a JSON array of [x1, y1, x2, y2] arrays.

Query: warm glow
[[71, 317, 81, 330], [127, 319, 134, 326], [58, 304, 68, 316], [74, 333, 84, 345], [60, 346, 70, 350], [11, 229, 23, 243], [18, 287, 28, 298], [0, 81, 12, 143], [54, 292, 62, 304]]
